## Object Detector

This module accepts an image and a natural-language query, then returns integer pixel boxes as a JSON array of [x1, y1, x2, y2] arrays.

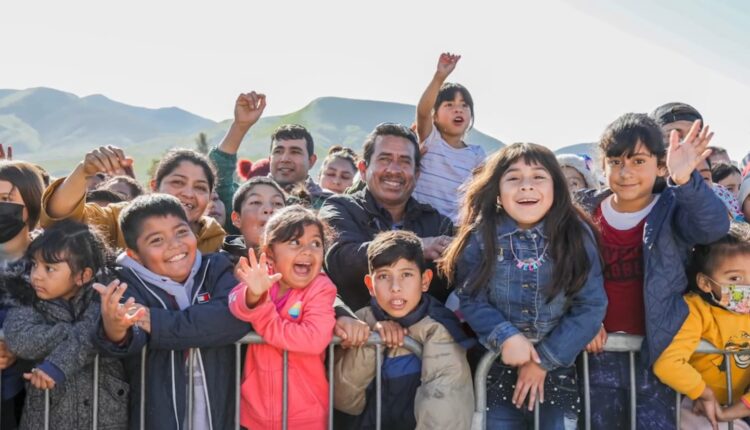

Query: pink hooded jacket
[[228, 273, 336, 430]]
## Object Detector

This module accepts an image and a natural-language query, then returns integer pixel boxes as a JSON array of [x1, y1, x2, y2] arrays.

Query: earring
[[496, 198, 503, 212]]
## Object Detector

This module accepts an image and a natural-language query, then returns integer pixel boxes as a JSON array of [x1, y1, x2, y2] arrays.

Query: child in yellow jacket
[[655, 222, 750, 429]]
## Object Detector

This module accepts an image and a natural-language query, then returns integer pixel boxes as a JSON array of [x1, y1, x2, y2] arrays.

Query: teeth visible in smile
[[391, 299, 404, 306], [168, 253, 187, 262], [182, 202, 194, 210], [384, 180, 401, 187]]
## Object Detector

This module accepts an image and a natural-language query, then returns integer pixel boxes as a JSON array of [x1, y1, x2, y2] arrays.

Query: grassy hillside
[[1, 89, 504, 180]]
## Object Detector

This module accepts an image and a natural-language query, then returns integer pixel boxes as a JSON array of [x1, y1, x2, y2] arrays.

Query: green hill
[[1, 88, 504, 180]]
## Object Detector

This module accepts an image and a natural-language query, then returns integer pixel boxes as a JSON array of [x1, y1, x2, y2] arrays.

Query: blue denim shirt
[[457, 217, 607, 371]]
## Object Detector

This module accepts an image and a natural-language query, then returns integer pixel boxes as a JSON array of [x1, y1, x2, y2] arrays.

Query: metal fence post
[[92, 354, 99, 430], [282, 350, 288, 430]]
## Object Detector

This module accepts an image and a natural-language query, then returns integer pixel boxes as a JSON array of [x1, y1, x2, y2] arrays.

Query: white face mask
[[705, 275, 750, 314]]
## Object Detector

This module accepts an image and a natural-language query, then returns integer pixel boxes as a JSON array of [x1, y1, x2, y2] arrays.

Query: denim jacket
[[457, 217, 607, 371]]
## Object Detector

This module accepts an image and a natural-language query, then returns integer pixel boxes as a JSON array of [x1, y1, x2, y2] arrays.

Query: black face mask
[[0, 202, 26, 244]]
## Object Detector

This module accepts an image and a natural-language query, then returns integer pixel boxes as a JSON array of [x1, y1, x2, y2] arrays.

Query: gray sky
[[3, 0, 749, 159]]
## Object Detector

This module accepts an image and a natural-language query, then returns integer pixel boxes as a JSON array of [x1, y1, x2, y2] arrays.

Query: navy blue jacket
[[95, 253, 250, 430], [577, 171, 730, 365]]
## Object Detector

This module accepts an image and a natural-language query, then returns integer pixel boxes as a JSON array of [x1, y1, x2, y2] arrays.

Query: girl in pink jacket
[[229, 205, 336, 430]]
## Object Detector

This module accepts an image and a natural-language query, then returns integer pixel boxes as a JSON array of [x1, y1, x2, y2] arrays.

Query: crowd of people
[[0, 52, 748, 429]]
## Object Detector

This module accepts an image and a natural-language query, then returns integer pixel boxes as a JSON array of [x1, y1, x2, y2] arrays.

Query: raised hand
[[235, 248, 282, 307], [0, 144, 12, 160], [667, 120, 714, 185], [93, 279, 146, 343], [82, 146, 133, 178], [435, 52, 461, 80], [234, 91, 267, 128]]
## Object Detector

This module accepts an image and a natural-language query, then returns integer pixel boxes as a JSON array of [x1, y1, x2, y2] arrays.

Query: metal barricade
[[474, 333, 749, 430], [0, 331, 422, 430]]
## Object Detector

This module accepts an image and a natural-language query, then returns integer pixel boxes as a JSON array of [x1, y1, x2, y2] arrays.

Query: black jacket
[[94, 253, 250, 430], [319, 188, 454, 311]]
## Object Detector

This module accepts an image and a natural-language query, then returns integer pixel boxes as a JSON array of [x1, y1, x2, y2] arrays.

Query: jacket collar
[[495, 215, 548, 240], [359, 188, 432, 226]]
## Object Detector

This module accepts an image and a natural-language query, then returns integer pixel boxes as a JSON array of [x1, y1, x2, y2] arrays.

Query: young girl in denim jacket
[[579, 113, 729, 429], [441, 143, 607, 429]]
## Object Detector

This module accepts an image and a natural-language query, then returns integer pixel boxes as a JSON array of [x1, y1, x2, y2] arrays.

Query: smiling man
[[209, 93, 331, 227], [319, 123, 454, 311]]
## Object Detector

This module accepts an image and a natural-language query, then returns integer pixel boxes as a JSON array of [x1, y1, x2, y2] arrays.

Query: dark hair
[[434, 82, 475, 129], [650, 102, 702, 128], [99, 175, 145, 200], [688, 222, 750, 301], [361, 123, 421, 170], [86, 189, 126, 205], [711, 162, 741, 183], [119, 194, 189, 250], [322, 145, 358, 172], [263, 205, 333, 251], [26, 220, 112, 281], [599, 113, 666, 163], [368, 230, 426, 273], [153, 148, 216, 193], [32, 164, 51, 187], [270, 124, 315, 157], [0, 161, 45, 229], [708, 146, 728, 157], [232, 177, 287, 213], [440, 143, 598, 298]]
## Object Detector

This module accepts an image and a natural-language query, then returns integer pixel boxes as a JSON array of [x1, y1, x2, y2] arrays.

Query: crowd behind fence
[[0, 331, 747, 430]]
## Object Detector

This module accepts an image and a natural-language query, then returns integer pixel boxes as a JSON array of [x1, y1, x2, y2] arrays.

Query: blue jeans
[[586, 351, 676, 430], [485, 364, 579, 430], [486, 401, 578, 430]]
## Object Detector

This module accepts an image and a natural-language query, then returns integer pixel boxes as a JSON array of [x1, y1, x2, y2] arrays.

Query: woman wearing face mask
[[0, 160, 45, 430]]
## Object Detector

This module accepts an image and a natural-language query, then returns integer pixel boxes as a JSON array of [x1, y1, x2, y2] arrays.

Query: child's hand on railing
[[0, 340, 17, 369], [585, 325, 608, 354], [235, 248, 282, 307], [501, 334, 539, 367], [335, 316, 371, 348], [693, 387, 720, 430], [716, 400, 750, 423], [94, 279, 147, 343], [374, 321, 407, 349], [513, 359, 546, 411], [24, 368, 55, 390]]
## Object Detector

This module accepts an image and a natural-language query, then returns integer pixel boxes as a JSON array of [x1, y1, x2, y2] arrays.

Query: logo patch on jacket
[[288, 301, 303, 319], [196, 292, 211, 304]]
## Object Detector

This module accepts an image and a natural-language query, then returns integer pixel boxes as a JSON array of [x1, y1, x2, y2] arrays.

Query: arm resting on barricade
[[4, 306, 74, 361], [535, 234, 607, 371], [229, 282, 336, 354]]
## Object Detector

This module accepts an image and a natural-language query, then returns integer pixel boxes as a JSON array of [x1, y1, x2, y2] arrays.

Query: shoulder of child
[[409, 315, 456, 344]]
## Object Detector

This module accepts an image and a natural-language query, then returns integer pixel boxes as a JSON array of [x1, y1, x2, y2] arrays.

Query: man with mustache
[[209, 92, 330, 233], [320, 123, 454, 311]]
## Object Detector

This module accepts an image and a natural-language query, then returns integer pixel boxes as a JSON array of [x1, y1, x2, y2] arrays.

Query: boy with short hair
[[333, 230, 474, 430], [94, 194, 250, 430]]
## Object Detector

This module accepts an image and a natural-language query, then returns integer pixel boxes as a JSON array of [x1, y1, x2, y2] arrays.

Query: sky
[[2, 0, 749, 160]]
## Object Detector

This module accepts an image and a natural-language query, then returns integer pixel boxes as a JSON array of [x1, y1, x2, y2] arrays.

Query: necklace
[[509, 235, 549, 272]]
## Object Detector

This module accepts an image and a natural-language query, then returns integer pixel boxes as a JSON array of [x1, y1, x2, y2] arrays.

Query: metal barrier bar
[[328, 343, 334, 430], [139, 346, 146, 430], [187, 348, 194, 430], [474, 333, 750, 430], [235, 343, 241, 430], [92, 354, 99, 430], [0, 331, 421, 430], [282, 350, 288, 430], [44, 389, 49, 430]]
